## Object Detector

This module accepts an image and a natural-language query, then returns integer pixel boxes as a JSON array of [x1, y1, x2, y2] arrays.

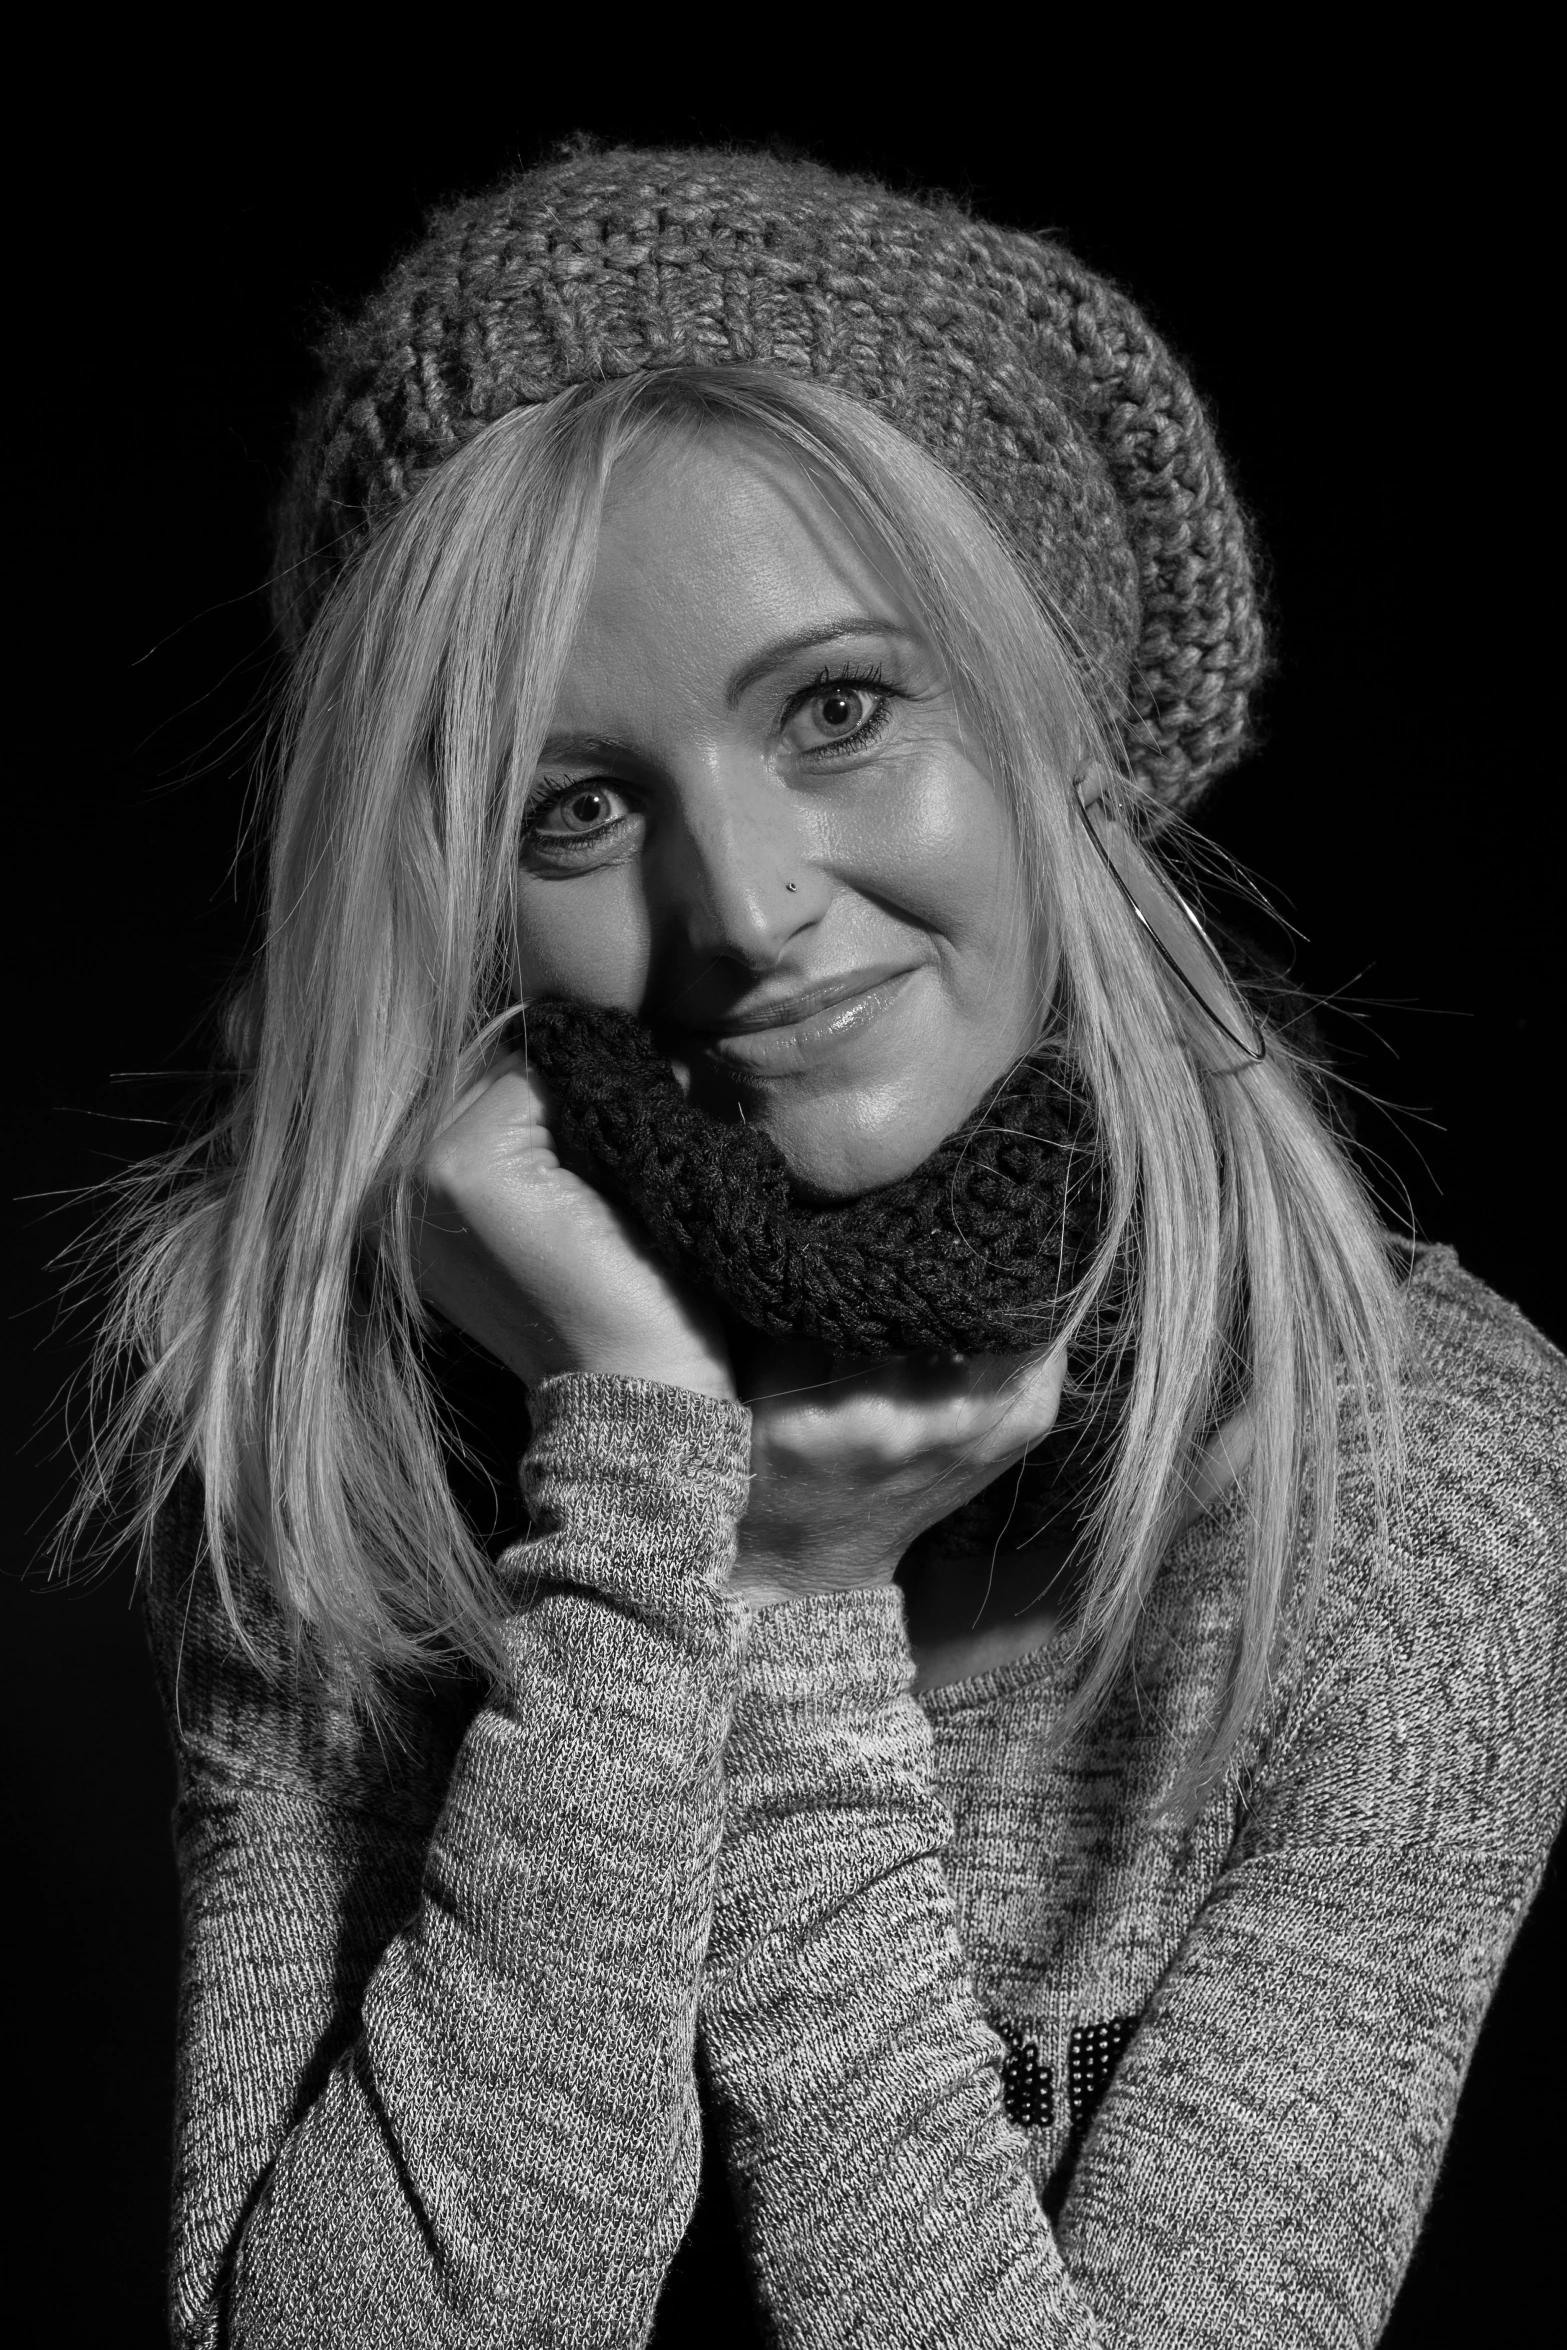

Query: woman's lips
[[691, 968, 919, 1074]]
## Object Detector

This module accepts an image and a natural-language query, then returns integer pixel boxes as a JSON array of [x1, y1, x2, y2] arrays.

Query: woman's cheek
[[512, 867, 653, 1009], [840, 746, 1022, 949]]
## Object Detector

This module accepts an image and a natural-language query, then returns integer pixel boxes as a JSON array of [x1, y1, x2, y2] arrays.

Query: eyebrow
[[724, 616, 920, 707], [535, 615, 923, 764], [535, 728, 636, 765]]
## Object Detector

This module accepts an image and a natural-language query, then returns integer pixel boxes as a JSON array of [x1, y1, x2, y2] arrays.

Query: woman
[[74, 143, 1565, 2344]]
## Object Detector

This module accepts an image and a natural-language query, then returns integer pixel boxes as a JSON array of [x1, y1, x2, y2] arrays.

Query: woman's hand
[[729, 1333, 1068, 1607], [410, 1050, 735, 1402]]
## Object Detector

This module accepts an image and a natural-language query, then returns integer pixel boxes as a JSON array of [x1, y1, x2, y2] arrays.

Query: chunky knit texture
[[272, 142, 1265, 815], [142, 1247, 1567, 2345], [515, 997, 1106, 1359]]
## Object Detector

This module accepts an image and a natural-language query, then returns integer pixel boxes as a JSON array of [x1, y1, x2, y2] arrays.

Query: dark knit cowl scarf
[[510, 997, 1126, 1561]]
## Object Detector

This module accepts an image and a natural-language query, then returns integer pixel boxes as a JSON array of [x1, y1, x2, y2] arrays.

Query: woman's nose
[[660, 766, 829, 967]]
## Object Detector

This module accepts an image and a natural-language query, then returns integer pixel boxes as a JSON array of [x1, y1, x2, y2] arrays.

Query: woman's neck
[[895, 1407, 1254, 1694], [895, 1524, 1082, 1691]]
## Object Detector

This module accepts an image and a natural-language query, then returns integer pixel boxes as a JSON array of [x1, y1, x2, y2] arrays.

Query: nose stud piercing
[[786, 882, 797, 892]]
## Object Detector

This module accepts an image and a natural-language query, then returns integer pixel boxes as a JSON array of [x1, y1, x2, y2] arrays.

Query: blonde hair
[[60, 364, 1406, 1809]]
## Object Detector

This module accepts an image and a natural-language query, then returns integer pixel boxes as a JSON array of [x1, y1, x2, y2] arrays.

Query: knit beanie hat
[[273, 141, 1265, 817]]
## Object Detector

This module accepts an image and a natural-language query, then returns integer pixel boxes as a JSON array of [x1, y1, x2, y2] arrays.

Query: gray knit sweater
[[142, 1245, 1567, 2347]]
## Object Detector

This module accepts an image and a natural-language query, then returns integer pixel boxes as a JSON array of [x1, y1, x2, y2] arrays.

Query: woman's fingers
[[739, 1340, 1072, 1588], [742, 1336, 1067, 1491], [408, 1043, 736, 1396], [439, 1045, 529, 1134], [993, 1341, 1070, 1414], [815, 1342, 1067, 1459]]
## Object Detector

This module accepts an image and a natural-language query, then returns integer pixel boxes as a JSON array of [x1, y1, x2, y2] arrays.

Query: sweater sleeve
[[697, 1277, 1567, 2347], [143, 1374, 752, 2350]]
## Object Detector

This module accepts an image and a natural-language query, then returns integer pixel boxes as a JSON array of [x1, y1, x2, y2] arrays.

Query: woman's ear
[[1072, 760, 1121, 822]]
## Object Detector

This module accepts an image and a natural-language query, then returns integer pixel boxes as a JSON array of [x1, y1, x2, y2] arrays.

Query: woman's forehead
[[564, 435, 920, 707], [598, 431, 889, 601]]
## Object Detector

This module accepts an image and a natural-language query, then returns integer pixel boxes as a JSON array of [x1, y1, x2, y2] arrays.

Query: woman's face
[[512, 431, 1043, 1197]]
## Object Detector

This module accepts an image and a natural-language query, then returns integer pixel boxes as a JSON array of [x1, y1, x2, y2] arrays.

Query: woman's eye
[[785, 680, 895, 756], [521, 778, 633, 849]]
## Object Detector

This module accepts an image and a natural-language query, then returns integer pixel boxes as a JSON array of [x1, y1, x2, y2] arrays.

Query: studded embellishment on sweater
[[993, 2015, 1139, 2136]]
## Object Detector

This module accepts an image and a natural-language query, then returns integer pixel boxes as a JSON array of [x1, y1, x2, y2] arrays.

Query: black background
[[8, 52, 1559, 2349]]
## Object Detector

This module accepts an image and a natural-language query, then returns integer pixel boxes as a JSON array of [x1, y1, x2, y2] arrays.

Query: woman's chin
[[665, 1026, 994, 1199], [745, 1084, 957, 1199]]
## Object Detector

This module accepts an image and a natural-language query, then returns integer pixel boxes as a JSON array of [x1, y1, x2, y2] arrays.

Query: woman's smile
[[677, 965, 923, 1077]]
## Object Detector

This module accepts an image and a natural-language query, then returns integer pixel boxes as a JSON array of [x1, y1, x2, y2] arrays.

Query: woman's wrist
[[542, 1355, 737, 1405], [730, 1552, 900, 1609], [516, 1373, 754, 1617]]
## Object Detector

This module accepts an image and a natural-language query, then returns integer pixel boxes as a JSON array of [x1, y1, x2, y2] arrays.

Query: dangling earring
[[1074, 768, 1266, 1065]]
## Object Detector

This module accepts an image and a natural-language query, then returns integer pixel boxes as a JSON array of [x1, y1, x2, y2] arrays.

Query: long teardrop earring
[[1074, 769, 1266, 1066]]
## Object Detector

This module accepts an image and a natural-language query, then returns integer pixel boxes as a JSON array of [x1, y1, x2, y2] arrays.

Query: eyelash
[[519, 667, 901, 853]]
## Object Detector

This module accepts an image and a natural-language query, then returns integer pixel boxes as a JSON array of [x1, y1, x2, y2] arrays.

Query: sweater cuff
[[509, 1373, 753, 1620], [731, 1584, 914, 1736]]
